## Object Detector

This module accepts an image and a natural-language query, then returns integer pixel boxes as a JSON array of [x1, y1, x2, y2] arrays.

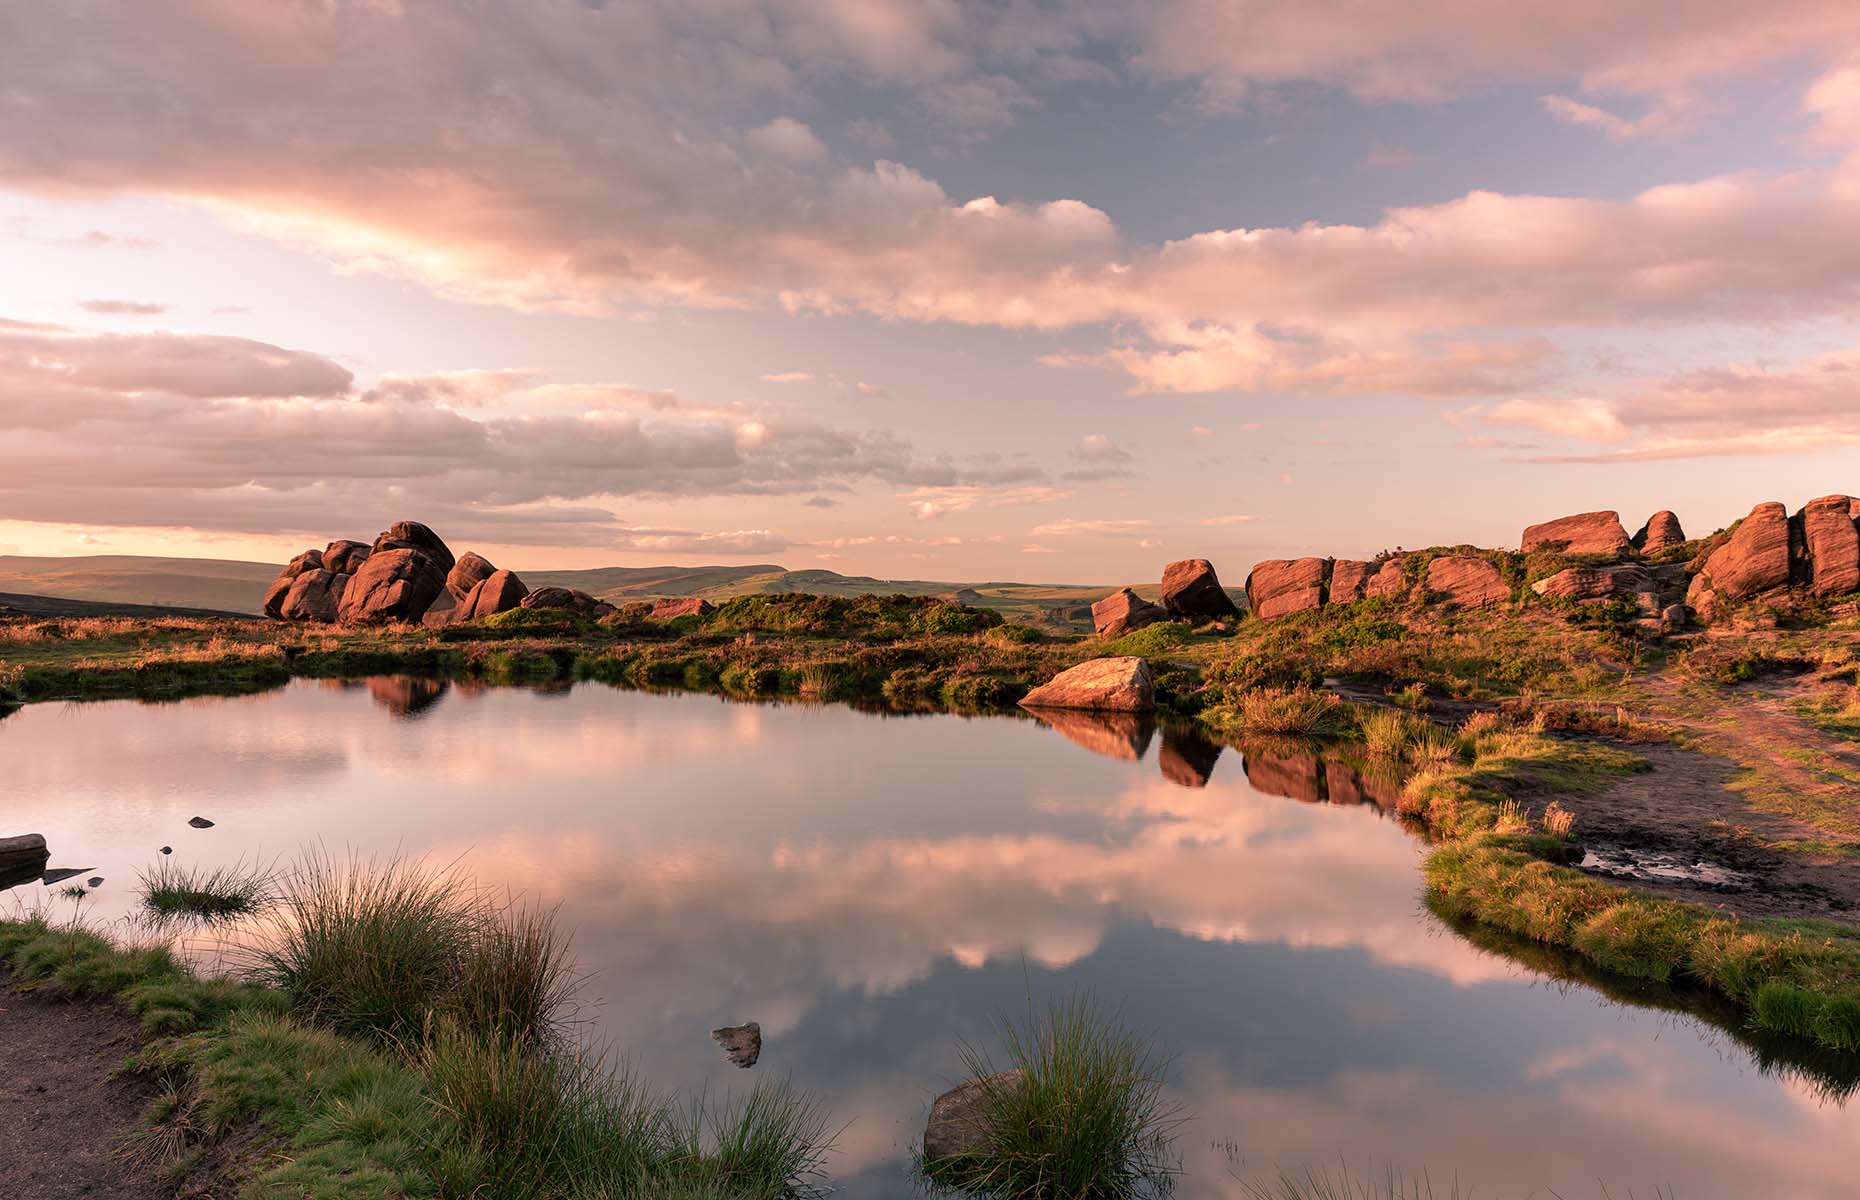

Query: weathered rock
[[520, 586, 604, 614], [1687, 502, 1792, 619], [1026, 708, 1156, 761], [1364, 559, 1410, 601], [711, 1022, 762, 1068], [262, 548, 325, 617], [1531, 564, 1653, 603], [1160, 558, 1240, 622], [322, 539, 372, 574], [1159, 725, 1222, 788], [371, 521, 455, 574], [1245, 557, 1329, 620], [0, 833, 48, 867], [461, 569, 529, 620], [1019, 656, 1154, 712], [1800, 494, 1860, 598], [1328, 560, 1373, 605], [421, 588, 460, 627], [1522, 511, 1632, 557], [279, 569, 349, 622], [651, 596, 714, 620], [1662, 604, 1689, 633], [923, 1071, 1023, 1164], [1632, 511, 1687, 554], [446, 551, 496, 601], [1426, 556, 1507, 608], [337, 548, 448, 625], [1091, 587, 1166, 637]]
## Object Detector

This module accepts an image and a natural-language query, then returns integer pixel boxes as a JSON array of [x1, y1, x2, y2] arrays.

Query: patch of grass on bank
[[1201, 686, 1354, 738], [140, 858, 277, 924], [2, 857, 835, 1200], [1235, 1166, 1475, 1200], [922, 998, 1182, 1199]]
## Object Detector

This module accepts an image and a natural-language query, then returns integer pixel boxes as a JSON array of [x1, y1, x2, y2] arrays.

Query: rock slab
[[1091, 587, 1166, 637], [1019, 657, 1155, 712], [1160, 559, 1239, 622], [1521, 511, 1632, 556], [1426, 556, 1508, 608], [1246, 557, 1330, 619]]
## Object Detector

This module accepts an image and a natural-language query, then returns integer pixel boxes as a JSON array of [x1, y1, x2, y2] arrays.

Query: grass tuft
[[139, 857, 277, 923]]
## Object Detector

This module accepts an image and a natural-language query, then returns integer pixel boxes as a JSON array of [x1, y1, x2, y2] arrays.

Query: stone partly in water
[[188, 816, 215, 829], [1160, 558, 1240, 622], [1425, 556, 1508, 608], [1091, 587, 1167, 637], [711, 1022, 762, 1068], [338, 547, 449, 625], [37, 867, 94, 886], [0, 833, 49, 868], [923, 1071, 1024, 1165], [1019, 656, 1155, 712], [86, 876, 103, 888], [1521, 511, 1632, 557]]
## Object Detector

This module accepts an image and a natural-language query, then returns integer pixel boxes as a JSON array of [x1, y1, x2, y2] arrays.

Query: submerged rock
[[1160, 558, 1239, 622], [39, 867, 93, 885], [1019, 657, 1155, 712], [86, 876, 103, 888], [711, 1022, 762, 1068], [188, 816, 215, 829], [923, 1071, 1023, 1164], [1090, 587, 1166, 637]]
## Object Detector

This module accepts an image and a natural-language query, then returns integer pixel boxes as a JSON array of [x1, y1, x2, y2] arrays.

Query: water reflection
[[3, 677, 1858, 1198]]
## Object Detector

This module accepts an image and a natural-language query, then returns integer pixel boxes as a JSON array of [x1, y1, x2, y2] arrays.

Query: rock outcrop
[[1019, 656, 1155, 712], [923, 1072, 1023, 1164], [1799, 494, 1860, 598], [1687, 502, 1793, 619], [1160, 558, 1240, 622], [337, 547, 448, 625], [322, 539, 372, 574], [279, 569, 349, 622], [1531, 563, 1653, 603], [446, 551, 496, 601], [651, 596, 714, 620], [1522, 511, 1632, 557], [1632, 511, 1686, 554], [1364, 560, 1409, 601], [520, 586, 611, 616], [371, 520, 455, 574], [1245, 557, 1329, 619], [1328, 559, 1373, 605], [262, 549, 326, 618], [460, 569, 529, 620], [1426, 556, 1507, 608], [1091, 587, 1166, 637]]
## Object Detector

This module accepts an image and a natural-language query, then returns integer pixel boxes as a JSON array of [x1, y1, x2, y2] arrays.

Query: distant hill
[[0, 555, 1127, 629]]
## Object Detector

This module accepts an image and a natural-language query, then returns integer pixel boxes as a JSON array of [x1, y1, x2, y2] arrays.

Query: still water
[[3, 677, 1858, 1197]]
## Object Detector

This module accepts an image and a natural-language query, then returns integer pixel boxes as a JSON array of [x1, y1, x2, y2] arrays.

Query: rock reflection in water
[[1024, 707, 1157, 761], [1242, 746, 1404, 810], [1158, 724, 1222, 788], [365, 675, 451, 718]]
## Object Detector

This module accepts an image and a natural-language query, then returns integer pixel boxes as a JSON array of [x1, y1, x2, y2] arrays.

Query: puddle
[[1581, 844, 1755, 889]]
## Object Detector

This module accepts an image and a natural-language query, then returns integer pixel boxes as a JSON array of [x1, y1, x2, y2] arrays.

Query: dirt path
[[0, 974, 171, 1200]]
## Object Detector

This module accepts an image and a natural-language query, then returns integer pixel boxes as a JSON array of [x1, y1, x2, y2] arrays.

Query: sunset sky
[[6, 2, 1860, 581]]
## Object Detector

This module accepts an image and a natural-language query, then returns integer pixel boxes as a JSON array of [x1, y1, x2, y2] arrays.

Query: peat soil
[[0, 971, 170, 1200]]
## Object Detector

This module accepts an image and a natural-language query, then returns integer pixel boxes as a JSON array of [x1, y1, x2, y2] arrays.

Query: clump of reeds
[[1217, 687, 1353, 737], [139, 858, 277, 924], [925, 997, 1183, 1198]]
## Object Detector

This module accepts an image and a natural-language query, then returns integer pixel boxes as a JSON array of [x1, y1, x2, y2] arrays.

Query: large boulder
[[1521, 511, 1632, 557], [279, 569, 349, 622], [461, 569, 530, 620], [1531, 564, 1654, 603], [371, 521, 455, 574], [446, 551, 497, 601], [1245, 557, 1329, 620], [1364, 559, 1410, 601], [1631, 511, 1686, 554], [322, 539, 371, 574], [1160, 558, 1240, 622], [337, 548, 448, 625], [1799, 494, 1860, 598], [1426, 556, 1508, 608], [651, 596, 714, 620], [520, 586, 606, 615], [1091, 587, 1166, 637], [1687, 502, 1792, 618], [1019, 656, 1155, 712], [1328, 560, 1373, 605], [923, 1071, 1022, 1165], [262, 548, 324, 618]]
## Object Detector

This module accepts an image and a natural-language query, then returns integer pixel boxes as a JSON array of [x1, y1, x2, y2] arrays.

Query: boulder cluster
[[262, 521, 611, 626], [1688, 496, 1860, 621], [1089, 558, 1239, 637]]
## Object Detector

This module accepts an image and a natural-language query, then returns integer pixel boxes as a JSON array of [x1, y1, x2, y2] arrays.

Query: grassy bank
[[0, 853, 832, 1199]]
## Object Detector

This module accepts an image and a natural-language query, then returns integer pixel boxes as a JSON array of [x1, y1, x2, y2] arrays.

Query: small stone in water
[[711, 1022, 762, 1068], [188, 817, 215, 829], [86, 876, 103, 888], [159, 846, 172, 855]]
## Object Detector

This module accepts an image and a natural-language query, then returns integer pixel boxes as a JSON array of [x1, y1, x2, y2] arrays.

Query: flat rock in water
[[0, 833, 48, 865], [188, 816, 215, 829], [39, 867, 93, 885], [711, 1022, 762, 1068], [923, 1070, 1024, 1163], [159, 846, 172, 855], [86, 876, 103, 888]]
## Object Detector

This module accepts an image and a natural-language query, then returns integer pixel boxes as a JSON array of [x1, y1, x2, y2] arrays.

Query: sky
[[5, 2, 1860, 582]]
